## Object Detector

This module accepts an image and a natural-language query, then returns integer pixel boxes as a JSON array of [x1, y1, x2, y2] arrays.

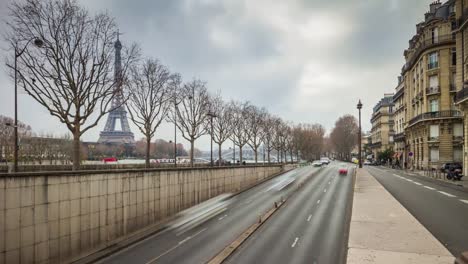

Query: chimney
[[429, 1, 441, 13]]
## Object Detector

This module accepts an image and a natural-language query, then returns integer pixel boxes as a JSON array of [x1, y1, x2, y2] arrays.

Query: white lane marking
[[328, 181, 331, 185], [146, 228, 207, 263], [317, 200, 321, 204], [218, 215, 227, 220], [307, 214, 312, 222], [438, 191, 456, 198], [405, 179, 414, 182], [244, 199, 253, 204], [413, 182, 423, 186], [324, 189, 327, 193], [393, 174, 401, 177], [424, 186, 436, 191], [460, 199, 468, 204], [291, 237, 299, 248]]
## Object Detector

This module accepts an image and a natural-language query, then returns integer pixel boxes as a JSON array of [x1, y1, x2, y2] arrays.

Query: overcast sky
[[0, 0, 435, 150]]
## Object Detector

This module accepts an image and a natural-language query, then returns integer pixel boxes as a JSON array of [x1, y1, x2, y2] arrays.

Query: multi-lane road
[[366, 166, 468, 256], [97, 162, 355, 264]]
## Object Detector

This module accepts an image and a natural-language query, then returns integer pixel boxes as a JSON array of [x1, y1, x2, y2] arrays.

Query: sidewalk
[[347, 168, 454, 264]]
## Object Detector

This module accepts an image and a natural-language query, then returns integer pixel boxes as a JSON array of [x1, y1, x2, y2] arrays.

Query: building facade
[[370, 94, 395, 159], [393, 77, 407, 166], [402, 0, 462, 170], [455, 0, 468, 175]]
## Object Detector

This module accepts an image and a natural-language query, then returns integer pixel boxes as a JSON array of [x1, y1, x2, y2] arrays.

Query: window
[[452, 48, 457, 66], [452, 72, 457, 91], [430, 124, 439, 139], [428, 52, 439, 69], [454, 147, 463, 162], [432, 27, 439, 44], [454, 123, 463, 137], [429, 75, 439, 89], [430, 147, 439, 162], [429, 99, 439, 112]]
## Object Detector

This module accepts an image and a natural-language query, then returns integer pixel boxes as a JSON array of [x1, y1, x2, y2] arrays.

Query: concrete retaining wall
[[0, 165, 284, 264]]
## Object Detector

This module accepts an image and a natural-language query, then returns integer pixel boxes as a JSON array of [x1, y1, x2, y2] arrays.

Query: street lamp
[[12, 37, 43, 172], [207, 110, 217, 167], [357, 99, 363, 168]]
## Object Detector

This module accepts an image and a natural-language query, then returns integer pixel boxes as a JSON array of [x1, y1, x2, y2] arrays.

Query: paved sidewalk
[[347, 168, 454, 264]]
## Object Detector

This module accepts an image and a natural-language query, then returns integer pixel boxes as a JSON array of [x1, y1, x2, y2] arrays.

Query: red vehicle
[[338, 167, 348, 175], [102, 157, 118, 163]]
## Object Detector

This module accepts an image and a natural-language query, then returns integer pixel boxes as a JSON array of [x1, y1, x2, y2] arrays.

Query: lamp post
[[12, 37, 43, 172], [207, 111, 217, 167], [357, 99, 363, 168]]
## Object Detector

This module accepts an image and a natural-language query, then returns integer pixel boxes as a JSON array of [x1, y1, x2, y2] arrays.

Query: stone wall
[[0, 165, 284, 264]]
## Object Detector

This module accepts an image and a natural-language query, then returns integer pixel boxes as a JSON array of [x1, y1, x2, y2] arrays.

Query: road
[[366, 166, 468, 256], [226, 162, 354, 264], [97, 162, 354, 264]]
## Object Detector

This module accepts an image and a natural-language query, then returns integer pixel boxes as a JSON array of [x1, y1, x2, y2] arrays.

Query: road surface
[[366, 166, 468, 256], [97, 163, 354, 264], [226, 162, 354, 264]]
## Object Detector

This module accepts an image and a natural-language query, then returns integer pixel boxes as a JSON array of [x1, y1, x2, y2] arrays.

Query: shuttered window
[[430, 147, 439, 162], [454, 123, 463, 137], [430, 125, 439, 139]]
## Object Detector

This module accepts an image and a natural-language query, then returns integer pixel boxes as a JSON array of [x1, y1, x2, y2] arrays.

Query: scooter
[[446, 169, 463, 181]]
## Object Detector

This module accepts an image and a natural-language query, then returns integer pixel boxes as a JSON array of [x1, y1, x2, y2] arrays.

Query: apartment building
[[369, 94, 395, 159], [393, 77, 407, 166], [455, 0, 468, 175], [402, 0, 463, 170]]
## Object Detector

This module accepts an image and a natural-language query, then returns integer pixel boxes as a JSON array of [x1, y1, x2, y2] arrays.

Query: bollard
[[274, 202, 278, 208], [258, 215, 262, 223]]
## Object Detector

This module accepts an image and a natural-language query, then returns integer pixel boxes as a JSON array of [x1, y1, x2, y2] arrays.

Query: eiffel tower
[[98, 34, 135, 145]]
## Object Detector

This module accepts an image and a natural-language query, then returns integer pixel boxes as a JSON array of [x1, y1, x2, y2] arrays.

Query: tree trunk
[[190, 139, 194, 167], [268, 149, 271, 164], [145, 136, 151, 168], [254, 148, 258, 164], [218, 143, 222, 167], [72, 130, 80, 171], [239, 145, 243, 164]]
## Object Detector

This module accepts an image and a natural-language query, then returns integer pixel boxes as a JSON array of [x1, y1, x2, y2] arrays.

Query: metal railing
[[394, 132, 405, 142], [408, 110, 462, 126], [455, 86, 468, 103], [426, 86, 440, 95]]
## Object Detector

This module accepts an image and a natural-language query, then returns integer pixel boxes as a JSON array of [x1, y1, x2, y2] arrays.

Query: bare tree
[[230, 101, 251, 164], [0, 115, 31, 163], [170, 79, 209, 166], [209, 95, 233, 165], [330, 115, 358, 161], [5, 0, 139, 170], [246, 105, 266, 164], [271, 117, 285, 163], [260, 114, 275, 163], [126, 58, 171, 168]]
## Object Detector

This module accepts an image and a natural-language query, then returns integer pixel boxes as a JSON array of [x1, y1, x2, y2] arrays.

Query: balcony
[[394, 132, 406, 142], [408, 110, 462, 127], [402, 34, 455, 74], [426, 86, 440, 95], [428, 136, 439, 142], [427, 62, 439, 70], [455, 86, 468, 103], [453, 135, 463, 141]]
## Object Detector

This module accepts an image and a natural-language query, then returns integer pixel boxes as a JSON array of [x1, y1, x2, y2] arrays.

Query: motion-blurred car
[[312, 160, 322, 167], [338, 167, 348, 175], [320, 157, 330, 165]]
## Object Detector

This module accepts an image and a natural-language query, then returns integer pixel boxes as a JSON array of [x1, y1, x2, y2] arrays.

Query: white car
[[363, 160, 371, 165], [312, 160, 322, 167], [320, 157, 330, 165]]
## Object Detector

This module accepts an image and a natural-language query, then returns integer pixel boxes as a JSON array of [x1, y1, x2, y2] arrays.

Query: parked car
[[440, 162, 462, 173], [214, 159, 231, 166], [363, 160, 371, 166], [312, 160, 322, 167], [320, 157, 330, 165]]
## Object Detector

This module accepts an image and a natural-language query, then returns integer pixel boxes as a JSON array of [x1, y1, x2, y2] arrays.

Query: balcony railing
[[427, 62, 439, 70], [408, 110, 462, 126], [394, 132, 405, 142], [426, 86, 440, 95], [453, 135, 463, 141], [455, 86, 468, 103], [402, 34, 455, 74], [428, 136, 439, 142]]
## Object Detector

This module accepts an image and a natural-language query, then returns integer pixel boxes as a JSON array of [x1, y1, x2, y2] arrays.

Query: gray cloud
[[0, 0, 435, 150]]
